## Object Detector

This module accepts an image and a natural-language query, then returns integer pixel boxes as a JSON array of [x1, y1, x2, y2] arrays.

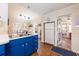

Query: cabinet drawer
[[9, 38, 25, 47]]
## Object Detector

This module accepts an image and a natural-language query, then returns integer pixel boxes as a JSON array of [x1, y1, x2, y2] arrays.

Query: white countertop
[[0, 33, 38, 45], [0, 34, 9, 45], [10, 33, 38, 40]]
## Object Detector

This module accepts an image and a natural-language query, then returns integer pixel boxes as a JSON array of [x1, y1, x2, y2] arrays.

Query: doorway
[[44, 22, 55, 45], [57, 15, 72, 50]]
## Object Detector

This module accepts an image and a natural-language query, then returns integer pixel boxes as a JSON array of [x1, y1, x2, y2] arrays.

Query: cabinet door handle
[[26, 43, 28, 45], [22, 44, 24, 47]]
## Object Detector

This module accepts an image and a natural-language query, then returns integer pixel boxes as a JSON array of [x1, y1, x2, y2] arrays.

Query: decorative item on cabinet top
[[28, 24, 33, 27], [38, 23, 42, 26]]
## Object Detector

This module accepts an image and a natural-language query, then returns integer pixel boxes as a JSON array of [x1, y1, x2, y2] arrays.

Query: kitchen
[[0, 3, 79, 56]]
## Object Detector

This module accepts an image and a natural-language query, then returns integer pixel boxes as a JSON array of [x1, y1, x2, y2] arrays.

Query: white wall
[[0, 3, 8, 34], [8, 3, 41, 35], [0, 3, 9, 44], [41, 4, 79, 53]]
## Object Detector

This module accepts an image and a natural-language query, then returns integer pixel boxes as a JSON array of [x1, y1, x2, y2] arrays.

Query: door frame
[[43, 21, 55, 45]]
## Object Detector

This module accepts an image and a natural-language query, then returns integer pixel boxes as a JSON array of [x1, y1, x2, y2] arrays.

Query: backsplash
[[8, 19, 35, 38]]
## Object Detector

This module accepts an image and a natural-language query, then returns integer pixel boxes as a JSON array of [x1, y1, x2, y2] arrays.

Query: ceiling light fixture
[[24, 16, 31, 20], [27, 16, 31, 20], [27, 3, 32, 9], [27, 5, 30, 8], [19, 14, 22, 16]]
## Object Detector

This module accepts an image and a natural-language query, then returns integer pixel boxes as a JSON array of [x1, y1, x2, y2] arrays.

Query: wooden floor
[[32, 40, 61, 56]]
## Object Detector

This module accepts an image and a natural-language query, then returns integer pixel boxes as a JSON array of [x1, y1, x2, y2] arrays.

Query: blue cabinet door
[[33, 35, 38, 52], [24, 42, 33, 56], [0, 45, 5, 56], [33, 41, 38, 52], [11, 44, 24, 56], [6, 35, 38, 56], [24, 36, 33, 55]]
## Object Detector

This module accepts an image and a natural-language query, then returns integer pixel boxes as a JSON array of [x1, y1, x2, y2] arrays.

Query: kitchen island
[[5, 34, 38, 56]]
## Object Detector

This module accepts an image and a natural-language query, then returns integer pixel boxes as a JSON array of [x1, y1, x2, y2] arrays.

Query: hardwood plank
[[32, 41, 60, 56]]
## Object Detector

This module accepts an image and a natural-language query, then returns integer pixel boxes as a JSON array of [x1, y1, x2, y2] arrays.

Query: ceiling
[[17, 3, 76, 15]]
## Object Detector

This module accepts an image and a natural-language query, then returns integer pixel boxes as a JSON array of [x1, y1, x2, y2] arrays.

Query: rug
[[52, 47, 77, 56]]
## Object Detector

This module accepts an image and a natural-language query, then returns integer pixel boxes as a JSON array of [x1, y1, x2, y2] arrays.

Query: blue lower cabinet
[[33, 42, 38, 52], [9, 38, 24, 47], [10, 44, 24, 56], [34, 43, 38, 49], [33, 35, 38, 52], [24, 35, 38, 56], [24, 42, 33, 56], [0, 45, 5, 56], [24, 36, 36, 55], [6, 35, 38, 56]]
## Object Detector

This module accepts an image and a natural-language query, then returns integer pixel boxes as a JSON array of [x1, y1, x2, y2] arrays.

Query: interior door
[[44, 22, 55, 45]]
